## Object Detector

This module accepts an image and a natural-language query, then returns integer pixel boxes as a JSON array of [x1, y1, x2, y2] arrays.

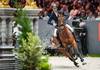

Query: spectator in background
[[86, 10, 95, 20], [79, 6, 86, 19], [95, 12, 100, 20], [59, 3, 69, 22], [95, 3, 100, 19], [68, 5, 80, 20], [79, 19, 86, 28], [38, 0, 100, 21], [79, 19, 88, 55]]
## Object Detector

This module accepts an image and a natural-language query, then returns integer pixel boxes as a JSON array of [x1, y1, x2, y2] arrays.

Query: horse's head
[[57, 11, 65, 26]]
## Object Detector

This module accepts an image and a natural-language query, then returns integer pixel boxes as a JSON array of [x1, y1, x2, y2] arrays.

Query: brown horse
[[50, 12, 86, 67], [50, 28, 79, 67]]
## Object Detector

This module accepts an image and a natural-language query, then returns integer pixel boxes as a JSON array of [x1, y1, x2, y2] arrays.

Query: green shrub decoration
[[14, 8, 51, 70]]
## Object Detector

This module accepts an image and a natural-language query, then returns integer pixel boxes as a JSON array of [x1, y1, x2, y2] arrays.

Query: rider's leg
[[65, 24, 74, 32], [65, 24, 78, 42], [53, 28, 57, 37], [72, 31, 79, 42]]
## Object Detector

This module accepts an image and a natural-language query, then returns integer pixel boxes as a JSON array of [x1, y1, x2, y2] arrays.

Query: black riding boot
[[72, 32, 79, 42], [72, 31, 83, 54]]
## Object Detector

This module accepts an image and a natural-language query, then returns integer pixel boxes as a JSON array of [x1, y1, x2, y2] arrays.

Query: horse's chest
[[58, 28, 68, 35], [58, 30, 68, 41]]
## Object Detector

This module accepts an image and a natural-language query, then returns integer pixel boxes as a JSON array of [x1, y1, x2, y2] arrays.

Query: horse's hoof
[[76, 65, 79, 67], [82, 62, 87, 65], [75, 64, 79, 67], [74, 63, 79, 67]]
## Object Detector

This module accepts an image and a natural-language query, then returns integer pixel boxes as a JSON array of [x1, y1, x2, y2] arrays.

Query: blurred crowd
[[35, 0, 100, 20]]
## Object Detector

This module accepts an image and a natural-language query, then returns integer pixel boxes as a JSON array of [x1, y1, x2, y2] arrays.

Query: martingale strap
[[56, 24, 65, 30]]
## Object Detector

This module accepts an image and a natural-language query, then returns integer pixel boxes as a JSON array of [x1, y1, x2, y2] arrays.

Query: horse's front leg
[[61, 43, 79, 67]]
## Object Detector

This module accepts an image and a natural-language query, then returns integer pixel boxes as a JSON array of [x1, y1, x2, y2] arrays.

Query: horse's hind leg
[[72, 41, 87, 65], [74, 48, 87, 65]]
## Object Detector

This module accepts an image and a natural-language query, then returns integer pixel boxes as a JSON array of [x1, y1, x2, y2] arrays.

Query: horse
[[50, 26, 79, 67], [50, 12, 86, 67]]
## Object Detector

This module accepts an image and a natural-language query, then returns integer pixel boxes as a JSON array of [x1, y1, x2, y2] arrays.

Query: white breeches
[[65, 24, 74, 32], [53, 24, 74, 37], [53, 28, 58, 37]]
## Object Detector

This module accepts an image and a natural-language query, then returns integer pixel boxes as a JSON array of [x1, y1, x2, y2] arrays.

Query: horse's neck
[[57, 19, 69, 33], [58, 20, 64, 26]]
